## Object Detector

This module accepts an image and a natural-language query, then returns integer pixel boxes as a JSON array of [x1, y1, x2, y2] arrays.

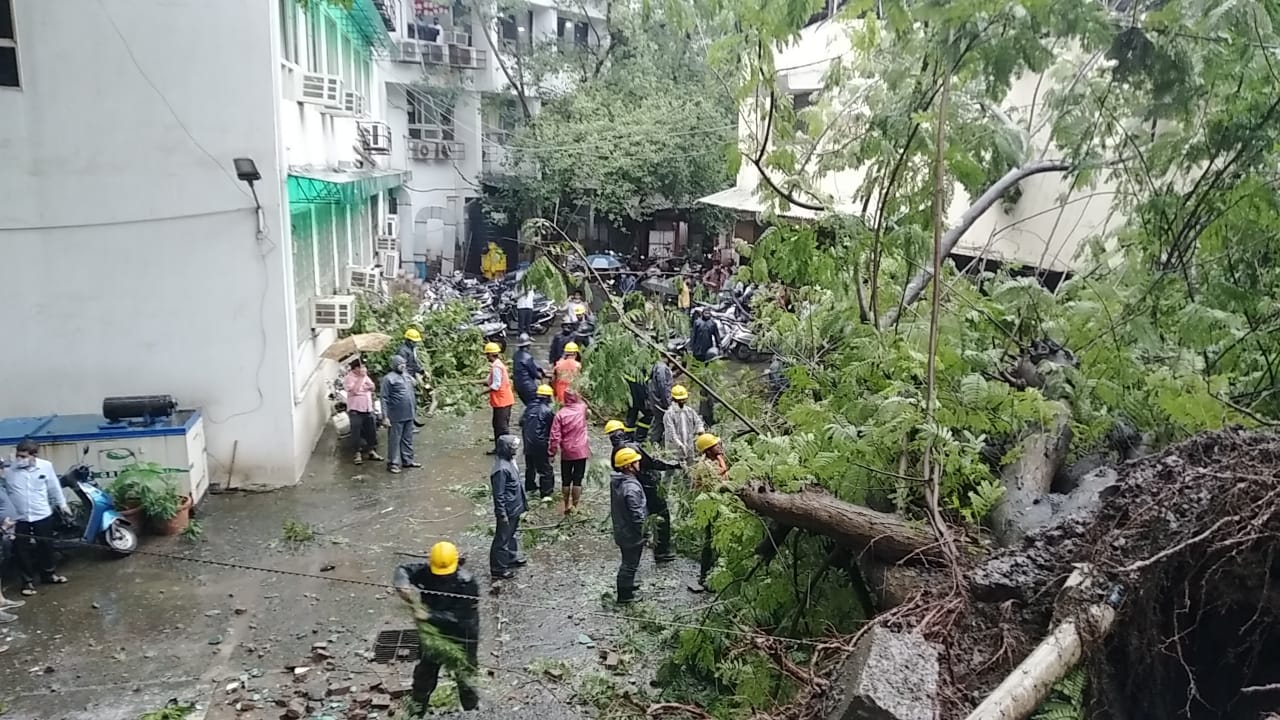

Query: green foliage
[[180, 519, 204, 544], [281, 519, 316, 544], [523, 255, 568, 305], [107, 463, 186, 520], [349, 293, 487, 414], [138, 701, 196, 720], [1032, 667, 1088, 720]]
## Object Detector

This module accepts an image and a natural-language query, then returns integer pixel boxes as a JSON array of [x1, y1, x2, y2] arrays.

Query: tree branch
[[877, 159, 1074, 329]]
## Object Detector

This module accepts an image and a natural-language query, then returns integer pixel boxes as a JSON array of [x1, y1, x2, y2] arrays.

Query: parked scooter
[[50, 450, 138, 555]]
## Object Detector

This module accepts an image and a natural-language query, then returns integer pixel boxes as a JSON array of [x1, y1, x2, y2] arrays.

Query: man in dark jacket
[[647, 355, 676, 445], [511, 333, 544, 405], [520, 385, 556, 499], [397, 328, 427, 380], [392, 541, 480, 713], [606, 420, 676, 562], [489, 435, 527, 579], [380, 355, 419, 474], [548, 321, 575, 364], [609, 447, 648, 604], [690, 308, 721, 362]]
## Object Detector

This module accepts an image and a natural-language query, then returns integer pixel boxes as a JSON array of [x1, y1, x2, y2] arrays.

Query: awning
[[287, 167, 411, 206], [324, 0, 395, 54], [697, 185, 827, 220]]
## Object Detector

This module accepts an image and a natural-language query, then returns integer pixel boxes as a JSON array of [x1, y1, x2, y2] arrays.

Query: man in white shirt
[[516, 286, 536, 335], [1, 439, 71, 596]]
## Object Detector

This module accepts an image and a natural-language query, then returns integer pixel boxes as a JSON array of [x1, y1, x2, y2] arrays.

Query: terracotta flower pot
[[151, 496, 193, 536], [117, 505, 145, 530]]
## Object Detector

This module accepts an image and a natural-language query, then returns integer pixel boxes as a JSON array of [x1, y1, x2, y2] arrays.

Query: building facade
[[700, 18, 1123, 275], [0, 0, 408, 487], [375, 0, 607, 276]]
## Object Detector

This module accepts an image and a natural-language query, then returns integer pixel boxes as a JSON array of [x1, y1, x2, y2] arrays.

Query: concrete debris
[[823, 627, 939, 720]]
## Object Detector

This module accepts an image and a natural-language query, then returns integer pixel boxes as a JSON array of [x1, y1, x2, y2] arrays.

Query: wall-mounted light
[[233, 157, 262, 185]]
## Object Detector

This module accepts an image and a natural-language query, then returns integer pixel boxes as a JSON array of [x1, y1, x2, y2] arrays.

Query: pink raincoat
[[548, 392, 591, 461]]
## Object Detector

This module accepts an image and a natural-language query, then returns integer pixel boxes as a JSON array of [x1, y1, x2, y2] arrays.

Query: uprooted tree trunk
[[988, 401, 1074, 546]]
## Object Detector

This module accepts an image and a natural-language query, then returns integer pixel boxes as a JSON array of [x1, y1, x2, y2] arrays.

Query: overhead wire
[[16, 532, 830, 649]]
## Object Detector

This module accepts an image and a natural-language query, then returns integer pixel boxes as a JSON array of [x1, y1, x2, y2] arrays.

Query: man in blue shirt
[[1, 439, 71, 596]]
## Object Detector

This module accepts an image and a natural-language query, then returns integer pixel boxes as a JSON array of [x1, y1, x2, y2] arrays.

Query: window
[[317, 206, 338, 295], [307, 8, 323, 72], [574, 21, 589, 47], [325, 18, 340, 75], [792, 92, 815, 111], [0, 0, 18, 88], [291, 209, 317, 345], [407, 90, 455, 141], [648, 225, 676, 259], [278, 0, 298, 63], [500, 14, 519, 42]]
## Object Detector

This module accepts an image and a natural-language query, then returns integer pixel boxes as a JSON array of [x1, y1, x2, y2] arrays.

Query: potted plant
[[107, 463, 192, 536]]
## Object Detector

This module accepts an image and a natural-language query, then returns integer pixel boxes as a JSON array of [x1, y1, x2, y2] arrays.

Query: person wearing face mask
[[1, 439, 71, 597]]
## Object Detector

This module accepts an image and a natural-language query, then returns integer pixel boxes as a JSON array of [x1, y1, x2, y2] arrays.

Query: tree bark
[[989, 401, 1074, 546], [736, 482, 970, 564], [879, 159, 1073, 329]]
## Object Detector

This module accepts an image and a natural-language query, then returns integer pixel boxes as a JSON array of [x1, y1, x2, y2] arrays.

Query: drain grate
[[372, 629, 420, 663]]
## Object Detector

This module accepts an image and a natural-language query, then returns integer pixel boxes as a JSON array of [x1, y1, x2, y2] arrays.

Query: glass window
[[278, 0, 297, 63], [317, 206, 338, 295], [307, 9, 322, 72], [325, 18, 339, 75], [292, 209, 317, 345], [0, 0, 17, 88]]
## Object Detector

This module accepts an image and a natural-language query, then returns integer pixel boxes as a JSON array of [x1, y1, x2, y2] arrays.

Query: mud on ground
[[0, 408, 700, 720]]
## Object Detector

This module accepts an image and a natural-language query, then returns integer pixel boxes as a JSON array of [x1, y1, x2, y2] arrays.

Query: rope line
[[10, 532, 828, 648]]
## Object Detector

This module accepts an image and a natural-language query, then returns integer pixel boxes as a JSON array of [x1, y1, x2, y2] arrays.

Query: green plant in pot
[[107, 462, 191, 536]]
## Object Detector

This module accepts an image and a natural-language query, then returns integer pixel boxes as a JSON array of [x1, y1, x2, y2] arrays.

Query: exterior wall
[[0, 0, 295, 485], [726, 20, 1124, 273]]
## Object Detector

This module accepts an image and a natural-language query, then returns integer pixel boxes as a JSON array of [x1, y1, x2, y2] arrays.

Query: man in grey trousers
[[380, 355, 420, 474]]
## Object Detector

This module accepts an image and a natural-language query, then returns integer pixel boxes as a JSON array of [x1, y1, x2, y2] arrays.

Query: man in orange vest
[[480, 342, 515, 455], [552, 342, 582, 403]]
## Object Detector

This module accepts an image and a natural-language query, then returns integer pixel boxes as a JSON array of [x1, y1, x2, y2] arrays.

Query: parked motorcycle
[[48, 450, 137, 555]]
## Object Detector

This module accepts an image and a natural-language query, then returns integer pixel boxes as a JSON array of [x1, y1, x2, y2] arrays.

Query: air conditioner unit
[[358, 122, 392, 155], [449, 46, 478, 69], [311, 295, 357, 330], [343, 90, 365, 117], [374, 236, 399, 254], [444, 31, 470, 46], [382, 215, 400, 238], [347, 265, 381, 292], [379, 251, 400, 279], [295, 72, 343, 107], [412, 141, 438, 161], [398, 40, 421, 62], [421, 43, 447, 65], [409, 124, 444, 141]]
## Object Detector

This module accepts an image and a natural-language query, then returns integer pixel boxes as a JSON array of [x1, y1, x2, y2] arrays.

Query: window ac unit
[[410, 124, 444, 141], [421, 43, 447, 65], [444, 31, 471, 46], [382, 215, 399, 237], [413, 141, 439, 161], [311, 295, 357, 330], [375, 236, 399, 254], [347, 265, 381, 292], [358, 122, 392, 155], [449, 46, 478, 69], [398, 40, 421, 62], [343, 90, 365, 117], [379, 251, 400, 280], [295, 72, 343, 107]]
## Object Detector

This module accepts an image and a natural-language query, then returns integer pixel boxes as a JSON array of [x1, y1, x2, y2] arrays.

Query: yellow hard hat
[[695, 433, 721, 454], [404, 328, 423, 342], [671, 384, 689, 401], [536, 384, 554, 397], [428, 541, 459, 575], [613, 447, 642, 469], [574, 305, 586, 316], [483, 342, 501, 354], [564, 342, 580, 354], [604, 420, 626, 434]]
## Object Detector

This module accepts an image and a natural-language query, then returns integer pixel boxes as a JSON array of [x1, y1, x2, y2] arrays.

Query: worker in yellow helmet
[[610, 446, 647, 604], [480, 342, 514, 455], [663, 384, 705, 462], [520, 385, 557, 500], [690, 433, 729, 593], [606, 419, 678, 562], [396, 327, 427, 381], [392, 541, 480, 712], [552, 341, 581, 404], [480, 241, 507, 281]]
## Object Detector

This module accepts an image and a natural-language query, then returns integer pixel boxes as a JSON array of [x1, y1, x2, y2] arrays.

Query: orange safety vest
[[552, 358, 581, 403], [489, 359, 514, 408]]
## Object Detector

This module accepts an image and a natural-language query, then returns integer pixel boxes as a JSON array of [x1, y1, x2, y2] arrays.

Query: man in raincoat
[[606, 420, 677, 562], [663, 384, 705, 463], [380, 355, 419, 474], [480, 242, 507, 281], [511, 333, 544, 406], [609, 447, 648, 604], [397, 328, 427, 380], [646, 355, 676, 446], [520, 385, 556, 499], [489, 435, 527, 580], [690, 433, 730, 593], [392, 541, 480, 712]]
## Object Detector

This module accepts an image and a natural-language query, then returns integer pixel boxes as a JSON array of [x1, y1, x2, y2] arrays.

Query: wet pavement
[[0, 406, 700, 720]]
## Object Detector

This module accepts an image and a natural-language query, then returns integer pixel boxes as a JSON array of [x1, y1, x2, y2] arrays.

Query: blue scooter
[[52, 451, 137, 555]]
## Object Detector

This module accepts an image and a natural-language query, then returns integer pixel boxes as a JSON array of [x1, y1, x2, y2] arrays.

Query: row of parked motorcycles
[[423, 271, 596, 352]]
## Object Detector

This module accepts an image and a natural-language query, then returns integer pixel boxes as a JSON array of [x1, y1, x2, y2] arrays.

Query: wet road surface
[[0, 406, 700, 720]]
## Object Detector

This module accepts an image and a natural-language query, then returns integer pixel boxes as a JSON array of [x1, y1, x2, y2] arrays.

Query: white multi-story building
[[700, 17, 1123, 276], [0, 0, 410, 487], [374, 0, 607, 276]]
